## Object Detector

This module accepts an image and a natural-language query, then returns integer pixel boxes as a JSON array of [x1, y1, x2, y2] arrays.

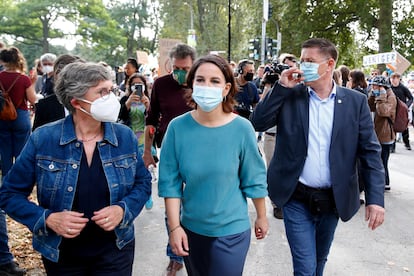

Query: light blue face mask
[[192, 85, 224, 112], [372, 89, 380, 97], [300, 62, 321, 82]]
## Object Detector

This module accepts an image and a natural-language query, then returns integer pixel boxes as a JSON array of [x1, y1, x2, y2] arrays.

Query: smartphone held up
[[132, 83, 144, 97]]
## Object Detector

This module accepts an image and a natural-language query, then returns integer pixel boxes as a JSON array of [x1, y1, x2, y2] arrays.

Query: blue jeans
[[0, 210, 13, 265], [0, 109, 31, 178], [0, 110, 30, 264], [283, 199, 339, 276]]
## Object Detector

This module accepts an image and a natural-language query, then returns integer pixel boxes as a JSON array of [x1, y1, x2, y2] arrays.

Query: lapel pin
[[338, 99, 342, 104]]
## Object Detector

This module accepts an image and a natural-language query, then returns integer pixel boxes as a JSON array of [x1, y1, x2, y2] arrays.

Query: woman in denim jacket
[[0, 62, 152, 275]]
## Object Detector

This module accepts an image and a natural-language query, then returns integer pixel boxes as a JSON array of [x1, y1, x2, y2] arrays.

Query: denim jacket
[[0, 115, 152, 262]]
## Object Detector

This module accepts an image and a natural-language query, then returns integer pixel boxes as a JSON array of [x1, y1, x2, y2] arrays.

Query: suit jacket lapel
[[299, 86, 310, 145], [331, 87, 347, 143]]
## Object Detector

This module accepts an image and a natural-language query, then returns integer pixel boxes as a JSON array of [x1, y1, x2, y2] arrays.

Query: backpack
[[0, 75, 21, 121], [389, 98, 409, 133]]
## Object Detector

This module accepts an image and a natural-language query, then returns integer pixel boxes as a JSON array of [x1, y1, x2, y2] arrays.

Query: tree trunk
[[377, 0, 393, 72], [41, 18, 49, 53]]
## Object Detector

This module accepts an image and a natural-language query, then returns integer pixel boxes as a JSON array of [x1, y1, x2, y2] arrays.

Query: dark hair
[[333, 69, 342, 85], [302, 38, 338, 62], [168, 43, 196, 62], [0, 46, 27, 72], [127, 73, 149, 97], [349, 70, 367, 89], [127, 58, 140, 71], [338, 65, 350, 85], [237, 59, 254, 73], [54, 54, 85, 78], [186, 55, 237, 113]]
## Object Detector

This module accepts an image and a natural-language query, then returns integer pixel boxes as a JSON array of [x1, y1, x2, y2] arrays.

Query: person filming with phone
[[118, 73, 156, 210]]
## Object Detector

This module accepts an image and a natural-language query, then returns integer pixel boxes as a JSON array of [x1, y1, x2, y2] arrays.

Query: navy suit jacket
[[251, 83, 385, 221]]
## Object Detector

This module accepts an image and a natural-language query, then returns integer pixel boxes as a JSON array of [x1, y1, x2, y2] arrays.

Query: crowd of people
[[0, 37, 412, 275]]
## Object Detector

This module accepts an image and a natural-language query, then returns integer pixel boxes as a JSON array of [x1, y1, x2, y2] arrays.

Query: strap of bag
[[0, 75, 21, 95], [0, 74, 23, 107]]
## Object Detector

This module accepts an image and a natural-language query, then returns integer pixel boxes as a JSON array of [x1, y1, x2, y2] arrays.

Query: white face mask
[[192, 85, 224, 112], [42, 65, 54, 74], [78, 92, 121, 122]]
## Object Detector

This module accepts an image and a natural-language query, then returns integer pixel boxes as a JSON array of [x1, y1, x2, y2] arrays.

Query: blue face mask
[[300, 62, 321, 82], [372, 89, 380, 97], [192, 85, 224, 112]]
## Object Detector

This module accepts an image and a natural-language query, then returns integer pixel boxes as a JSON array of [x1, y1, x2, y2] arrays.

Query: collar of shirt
[[307, 81, 337, 101]]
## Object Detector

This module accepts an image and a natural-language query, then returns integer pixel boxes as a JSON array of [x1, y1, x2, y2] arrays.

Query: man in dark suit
[[250, 38, 385, 275]]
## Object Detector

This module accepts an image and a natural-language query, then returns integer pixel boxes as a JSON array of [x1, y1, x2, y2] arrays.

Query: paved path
[[133, 137, 414, 276]]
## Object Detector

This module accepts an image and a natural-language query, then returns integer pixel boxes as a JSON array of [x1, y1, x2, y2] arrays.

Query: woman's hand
[[141, 95, 150, 109], [169, 226, 189, 256], [254, 216, 269, 240], [125, 93, 141, 109], [91, 205, 124, 231], [46, 211, 89, 238], [251, 198, 268, 239]]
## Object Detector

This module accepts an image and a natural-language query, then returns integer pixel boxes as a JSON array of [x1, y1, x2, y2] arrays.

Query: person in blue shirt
[[0, 62, 151, 275], [158, 54, 268, 276]]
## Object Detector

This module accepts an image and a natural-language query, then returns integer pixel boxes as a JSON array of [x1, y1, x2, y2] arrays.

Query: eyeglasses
[[98, 88, 112, 100]]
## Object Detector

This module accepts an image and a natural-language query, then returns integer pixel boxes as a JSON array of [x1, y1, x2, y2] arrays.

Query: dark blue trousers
[[42, 240, 134, 276], [183, 227, 251, 276]]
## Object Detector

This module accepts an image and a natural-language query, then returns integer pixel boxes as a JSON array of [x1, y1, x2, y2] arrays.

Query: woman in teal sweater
[[158, 54, 268, 276]]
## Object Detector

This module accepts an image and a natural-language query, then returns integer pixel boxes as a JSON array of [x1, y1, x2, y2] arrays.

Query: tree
[[106, 0, 160, 62], [271, 0, 413, 70], [0, 0, 76, 53], [158, 0, 263, 62]]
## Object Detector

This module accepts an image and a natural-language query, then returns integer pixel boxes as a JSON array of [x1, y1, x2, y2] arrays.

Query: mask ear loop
[[75, 98, 93, 116]]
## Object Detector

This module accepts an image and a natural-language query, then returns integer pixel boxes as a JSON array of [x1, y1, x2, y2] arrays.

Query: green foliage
[[1, 0, 413, 71]]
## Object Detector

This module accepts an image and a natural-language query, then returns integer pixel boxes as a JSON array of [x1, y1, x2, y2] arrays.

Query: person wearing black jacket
[[32, 54, 84, 131], [390, 72, 413, 150]]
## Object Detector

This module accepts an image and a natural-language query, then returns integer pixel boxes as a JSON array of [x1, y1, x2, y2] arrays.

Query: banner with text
[[363, 51, 411, 74]]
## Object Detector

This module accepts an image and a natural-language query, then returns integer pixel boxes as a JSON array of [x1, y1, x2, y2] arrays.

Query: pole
[[228, 0, 231, 62], [189, 5, 194, 30], [261, 19, 266, 65], [271, 18, 282, 57], [261, 0, 268, 65]]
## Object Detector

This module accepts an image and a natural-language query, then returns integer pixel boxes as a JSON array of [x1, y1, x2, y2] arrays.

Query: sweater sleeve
[[238, 121, 268, 198], [158, 121, 183, 198]]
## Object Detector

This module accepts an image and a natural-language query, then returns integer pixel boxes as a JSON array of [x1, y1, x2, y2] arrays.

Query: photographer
[[234, 59, 260, 119], [259, 59, 293, 219]]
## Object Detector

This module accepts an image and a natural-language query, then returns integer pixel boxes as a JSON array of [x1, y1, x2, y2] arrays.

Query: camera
[[262, 62, 290, 84], [265, 62, 290, 75], [132, 84, 144, 97]]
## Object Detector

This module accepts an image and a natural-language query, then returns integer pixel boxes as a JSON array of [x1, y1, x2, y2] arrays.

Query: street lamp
[[184, 2, 196, 48]]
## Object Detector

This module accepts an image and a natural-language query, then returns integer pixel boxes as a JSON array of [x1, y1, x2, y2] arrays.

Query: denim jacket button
[[72, 164, 78, 169], [75, 142, 81, 147], [48, 164, 54, 170], [67, 186, 74, 192]]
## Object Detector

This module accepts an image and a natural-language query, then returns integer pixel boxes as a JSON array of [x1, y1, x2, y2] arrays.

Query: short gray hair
[[55, 62, 112, 113], [168, 43, 196, 62], [40, 53, 57, 64]]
